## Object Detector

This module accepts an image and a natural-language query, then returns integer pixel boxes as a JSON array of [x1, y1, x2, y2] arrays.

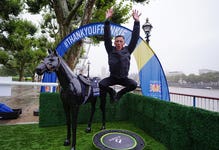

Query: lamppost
[[142, 18, 153, 44], [87, 60, 90, 77]]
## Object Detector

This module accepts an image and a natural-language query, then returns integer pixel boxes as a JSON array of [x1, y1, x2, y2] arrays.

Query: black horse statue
[[35, 49, 106, 150]]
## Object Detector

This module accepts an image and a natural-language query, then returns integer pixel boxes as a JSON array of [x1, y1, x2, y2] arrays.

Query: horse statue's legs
[[61, 92, 71, 146], [62, 102, 80, 150], [100, 96, 106, 130], [86, 95, 106, 133], [85, 97, 97, 133], [71, 104, 79, 150], [63, 106, 71, 146], [61, 91, 80, 150]]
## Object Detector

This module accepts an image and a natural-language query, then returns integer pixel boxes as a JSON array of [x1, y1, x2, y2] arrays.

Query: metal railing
[[170, 92, 219, 112], [132, 87, 219, 112], [0, 81, 58, 95]]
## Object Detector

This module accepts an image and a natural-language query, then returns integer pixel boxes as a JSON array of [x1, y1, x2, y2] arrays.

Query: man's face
[[114, 36, 125, 50]]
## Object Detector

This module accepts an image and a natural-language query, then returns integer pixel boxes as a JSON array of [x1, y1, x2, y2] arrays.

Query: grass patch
[[0, 121, 167, 150]]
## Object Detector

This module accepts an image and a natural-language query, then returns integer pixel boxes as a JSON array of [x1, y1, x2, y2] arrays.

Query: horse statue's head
[[35, 49, 60, 75]]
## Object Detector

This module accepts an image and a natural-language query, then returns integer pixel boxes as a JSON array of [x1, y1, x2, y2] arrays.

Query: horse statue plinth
[[35, 49, 107, 150]]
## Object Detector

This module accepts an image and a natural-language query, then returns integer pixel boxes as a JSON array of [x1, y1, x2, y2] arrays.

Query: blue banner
[[41, 22, 170, 101]]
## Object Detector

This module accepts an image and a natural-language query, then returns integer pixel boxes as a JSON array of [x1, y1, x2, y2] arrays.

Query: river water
[[169, 86, 219, 98]]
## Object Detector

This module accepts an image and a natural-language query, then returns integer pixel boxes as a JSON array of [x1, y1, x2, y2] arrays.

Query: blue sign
[[41, 22, 170, 101]]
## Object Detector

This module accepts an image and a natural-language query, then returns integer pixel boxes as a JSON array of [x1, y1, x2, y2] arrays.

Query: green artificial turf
[[0, 121, 167, 150]]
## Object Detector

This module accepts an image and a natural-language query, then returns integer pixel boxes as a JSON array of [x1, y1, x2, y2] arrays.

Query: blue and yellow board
[[41, 22, 170, 101]]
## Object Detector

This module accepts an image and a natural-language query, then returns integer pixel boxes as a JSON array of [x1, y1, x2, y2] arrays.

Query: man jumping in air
[[99, 8, 141, 103]]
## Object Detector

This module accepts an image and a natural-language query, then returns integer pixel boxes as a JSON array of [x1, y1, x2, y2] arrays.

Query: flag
[[133, 40, 170, 101]]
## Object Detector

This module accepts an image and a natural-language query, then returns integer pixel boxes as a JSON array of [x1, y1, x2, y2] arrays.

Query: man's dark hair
[[115, 35, 125, 40]]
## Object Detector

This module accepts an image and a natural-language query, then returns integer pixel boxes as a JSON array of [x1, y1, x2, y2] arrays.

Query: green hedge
[[39, 93, 128, 127], [39, 92, 219, 150], [125, 94, 219, 150]]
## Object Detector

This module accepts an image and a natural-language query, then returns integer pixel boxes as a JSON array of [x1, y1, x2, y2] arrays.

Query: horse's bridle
[[43, 56, 61, 72]]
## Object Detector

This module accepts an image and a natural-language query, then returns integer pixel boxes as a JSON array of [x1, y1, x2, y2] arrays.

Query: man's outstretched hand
[[106, 8, 113, 19], [106, 8, 141, 22], [132, 9, 141, 22]]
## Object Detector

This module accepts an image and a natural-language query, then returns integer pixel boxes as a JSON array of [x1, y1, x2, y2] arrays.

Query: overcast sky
[[23, 0, 219, 76], [87, 0, 219, 76]]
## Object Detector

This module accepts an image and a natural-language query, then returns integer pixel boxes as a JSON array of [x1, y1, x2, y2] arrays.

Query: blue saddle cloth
[[91, 77, 100, 97], [78, 75, 100, 104]]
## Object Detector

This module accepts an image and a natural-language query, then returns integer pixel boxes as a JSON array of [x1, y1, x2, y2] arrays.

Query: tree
[[0, 1, 50, 81], [24, 36, 51, 81], [26, 0, 150, 70], [0, 19, 49, 80], [199, 72, 219, 83], [0, 0, 22, 20], [0, 51, 9, 65]]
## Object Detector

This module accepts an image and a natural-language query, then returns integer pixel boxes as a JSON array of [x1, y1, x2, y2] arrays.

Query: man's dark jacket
[[104, 20, 140, 78]]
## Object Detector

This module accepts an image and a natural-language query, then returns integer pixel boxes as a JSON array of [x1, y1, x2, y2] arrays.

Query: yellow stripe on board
[[133, 41, 154, 70]]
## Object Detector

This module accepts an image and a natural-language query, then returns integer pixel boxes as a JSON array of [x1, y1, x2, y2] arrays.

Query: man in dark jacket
[[99, 8, 141, 103]]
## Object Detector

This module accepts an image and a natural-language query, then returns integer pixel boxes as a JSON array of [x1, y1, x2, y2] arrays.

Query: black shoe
[[109, 90, 116, 103]]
